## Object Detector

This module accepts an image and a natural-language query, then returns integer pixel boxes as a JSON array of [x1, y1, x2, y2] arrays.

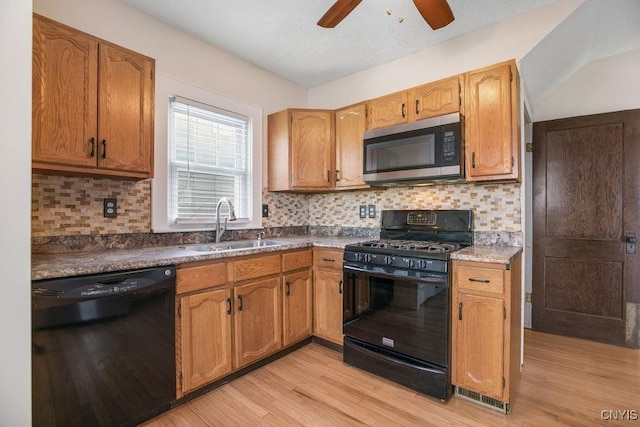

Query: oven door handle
[[343, 265, 447, 285]]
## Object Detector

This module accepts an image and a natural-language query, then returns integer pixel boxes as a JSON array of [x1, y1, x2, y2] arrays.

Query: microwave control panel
[[440, 123, 460, 166]]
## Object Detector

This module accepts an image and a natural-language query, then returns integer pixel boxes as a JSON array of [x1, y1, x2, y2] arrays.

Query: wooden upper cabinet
[[32, 15, 98, 169], [409, 76, 462, 121], [32, 14, 154, 180], [97, 43, 154, 175], [464, 60, 519, 182], [335, 103, 369, 190], [368, 91, 408, 130], [268, 109, 335, 192]]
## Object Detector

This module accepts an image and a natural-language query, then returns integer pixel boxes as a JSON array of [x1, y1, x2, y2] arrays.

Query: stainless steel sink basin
[[179, 240, 287, 253]]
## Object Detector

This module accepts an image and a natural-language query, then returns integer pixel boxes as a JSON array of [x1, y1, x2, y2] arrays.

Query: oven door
[[343, 265, 449, 368]]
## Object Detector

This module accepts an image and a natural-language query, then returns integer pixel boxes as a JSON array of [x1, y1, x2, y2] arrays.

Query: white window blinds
[[169, 96, 251, 225]]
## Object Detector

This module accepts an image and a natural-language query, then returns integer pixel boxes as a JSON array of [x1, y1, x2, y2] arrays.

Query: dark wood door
[[532, 109, 640, 348]]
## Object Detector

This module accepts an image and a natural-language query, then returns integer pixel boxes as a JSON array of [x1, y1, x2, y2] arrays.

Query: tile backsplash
[[307, 182, 521, 232], [32, 173, 521, 241], [32, 174, 151, 237]]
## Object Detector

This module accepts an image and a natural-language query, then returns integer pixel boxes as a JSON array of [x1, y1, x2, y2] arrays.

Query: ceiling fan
[[317, 0, 455, 30]]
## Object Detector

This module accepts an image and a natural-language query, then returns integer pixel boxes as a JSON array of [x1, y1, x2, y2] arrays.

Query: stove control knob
[[366, 254, 373, 263], [405, 258, 415, 268], [383, 256, 393, 265]]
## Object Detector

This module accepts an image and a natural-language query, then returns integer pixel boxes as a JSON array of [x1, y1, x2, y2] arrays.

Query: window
[[151, 75, 262, 232], [169, 96, 251, 227]]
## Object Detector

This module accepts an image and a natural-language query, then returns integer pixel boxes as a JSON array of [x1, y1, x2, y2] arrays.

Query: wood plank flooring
[[144, 330, 640, 426]]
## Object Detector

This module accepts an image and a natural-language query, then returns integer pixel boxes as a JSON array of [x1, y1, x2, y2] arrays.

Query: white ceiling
[[119, 0, 559, 88]]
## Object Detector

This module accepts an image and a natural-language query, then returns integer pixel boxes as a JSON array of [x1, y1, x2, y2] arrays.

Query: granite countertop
[[450, 245, 522, 264], [31, 236, 366, 281]]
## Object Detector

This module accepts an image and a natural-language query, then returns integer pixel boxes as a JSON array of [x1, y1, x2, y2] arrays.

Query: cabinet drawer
[[314, 248, 343, 270], [283, 249, 312, 272], [177, 262, 227, 294], [232, 254, 281, 282], [456, 263, 505, 294]]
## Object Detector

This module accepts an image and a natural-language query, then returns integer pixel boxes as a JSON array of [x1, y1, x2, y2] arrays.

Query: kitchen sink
[[179, 240, 287, 253]]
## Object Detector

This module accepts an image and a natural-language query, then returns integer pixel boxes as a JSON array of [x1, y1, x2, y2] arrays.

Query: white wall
[[533, 49, 640, 121], [0, 0, 32, 425], [308, 0, 584, 109]]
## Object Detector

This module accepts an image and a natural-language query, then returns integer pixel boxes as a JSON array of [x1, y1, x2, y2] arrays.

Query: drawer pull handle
[[237, 295, 243, 311], [89, 137, 95, 157], [458, 302, 463, 320], [322, 258, 335, 263], [285, 281, 291, 296], [226, 297, 232, 315], [469, 278, 490, 284], [339, 280, 343, 294]]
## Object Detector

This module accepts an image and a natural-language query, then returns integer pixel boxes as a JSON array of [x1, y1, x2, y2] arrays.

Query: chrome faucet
[[215, 197, 237, 243]]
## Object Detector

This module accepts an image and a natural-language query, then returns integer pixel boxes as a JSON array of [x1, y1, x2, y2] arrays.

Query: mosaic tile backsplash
[[32, 174, 151, 237], [32, 173, 521, 244], [307, 182, 522, 232]]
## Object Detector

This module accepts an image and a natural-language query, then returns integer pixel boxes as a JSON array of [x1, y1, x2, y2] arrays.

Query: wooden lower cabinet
[[234, 277, 282, 368], [451, 253, 522, 410], [176, 248, 337, 397], [178, 287, 233, 395], [283, 269, 313, 346], [313, 248, 344, 345]]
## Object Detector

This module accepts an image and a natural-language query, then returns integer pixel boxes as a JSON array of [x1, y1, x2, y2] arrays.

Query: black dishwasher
[[31, 266, 176, 427]]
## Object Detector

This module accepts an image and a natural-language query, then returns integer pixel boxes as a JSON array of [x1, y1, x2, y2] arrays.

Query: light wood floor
[[144, 330, 640, 426]]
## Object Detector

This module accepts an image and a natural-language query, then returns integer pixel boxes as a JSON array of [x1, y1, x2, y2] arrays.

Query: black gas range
[[342, 209, 473, 401]]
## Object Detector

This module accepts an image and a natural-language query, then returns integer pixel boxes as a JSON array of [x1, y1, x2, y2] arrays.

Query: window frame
[[152, 74, 262, 233]]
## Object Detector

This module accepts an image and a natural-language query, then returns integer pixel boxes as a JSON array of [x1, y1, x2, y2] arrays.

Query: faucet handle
[[257, 231, 265, 241]]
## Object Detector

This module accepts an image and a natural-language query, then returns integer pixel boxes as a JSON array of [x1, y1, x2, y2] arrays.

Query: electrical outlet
[[262, 204, 269, 217], [359, 205, 367, 218], [103, 198, 117, 218], [368, 204, 376, 218]]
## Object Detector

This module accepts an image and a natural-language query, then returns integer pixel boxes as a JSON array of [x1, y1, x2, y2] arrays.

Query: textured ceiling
[[119, 0, 558, 88]]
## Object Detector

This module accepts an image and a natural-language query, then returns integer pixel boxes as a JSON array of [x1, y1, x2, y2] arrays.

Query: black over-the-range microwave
[[362, 112, 462, 185]]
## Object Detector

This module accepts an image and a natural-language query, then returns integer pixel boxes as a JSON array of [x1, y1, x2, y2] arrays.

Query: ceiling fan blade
[[317, 0, 363, 28], [413, 0, 455, 30]]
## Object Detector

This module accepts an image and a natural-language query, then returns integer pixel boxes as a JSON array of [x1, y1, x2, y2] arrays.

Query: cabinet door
[[465, 62, 518, 181], [368, 92, 408, 130], [313, 269, 344, 344], [290, 110, 334, 189], [283, 269, 313, 346], [234, 278, 282, 368], [180, 287, 233, 394], [97, 43, 154, 175], [453, 292, 505, 399], [32, 16, 98, 169], [409, 76, 461, 121], [335, 103, 369, 190]]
